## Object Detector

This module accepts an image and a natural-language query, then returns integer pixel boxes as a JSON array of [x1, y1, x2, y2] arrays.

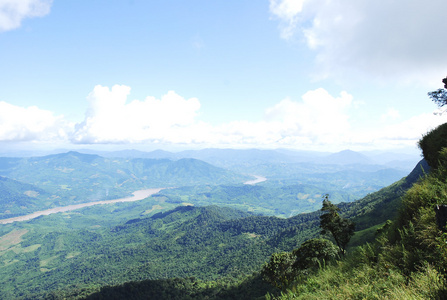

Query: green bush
[[292, 238, 338, 271], [261, 252, 296, 290], [418, 122, 447, 168]]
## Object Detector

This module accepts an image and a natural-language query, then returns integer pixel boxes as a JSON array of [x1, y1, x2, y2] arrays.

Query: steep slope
[[0, 176, 50, 219], [265, 125, 447, 300], [340, 159, 429, 230], [69, 159, 428, 299]]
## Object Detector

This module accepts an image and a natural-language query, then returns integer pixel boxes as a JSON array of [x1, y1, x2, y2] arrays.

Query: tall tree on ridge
[[319, 194, 355, 256], [428, 76, 447, 110]]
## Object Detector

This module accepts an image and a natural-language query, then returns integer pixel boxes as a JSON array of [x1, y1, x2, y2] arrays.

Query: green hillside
[[0, 153, 427, 299], [0, 152, 249, 217], [83, 147, 444, 300], [68, 150, 434, 299], [158, 165, 408, 218], [0, 203, 321, 299], [259, 124, 447, 299], [0, 176, 50, 219], [0, 149, 408, 222]]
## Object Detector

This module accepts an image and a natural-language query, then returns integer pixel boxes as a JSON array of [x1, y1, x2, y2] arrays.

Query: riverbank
[[0, 188, 164, 225], [244, 175, 267, 185]]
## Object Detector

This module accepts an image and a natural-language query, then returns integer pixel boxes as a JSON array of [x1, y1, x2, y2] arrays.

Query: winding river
[[1, 175, 267, 225], [0, 188, 163, 225]]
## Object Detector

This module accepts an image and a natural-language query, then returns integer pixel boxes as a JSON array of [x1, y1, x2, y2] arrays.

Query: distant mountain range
[[52, 148, 421, 172], [0, 157, 428, 299], [0, 151, 249, 218], [0, 148, 420, 171], [0, 148, 417, 219]]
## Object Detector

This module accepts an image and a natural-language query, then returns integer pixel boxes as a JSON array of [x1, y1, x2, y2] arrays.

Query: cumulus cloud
[[71, 85, 357, 148], [214, 88, 446, 150], [269, 0, 306, 39], [264, 88, 353, 144], [2, 85, 445, 151], [0, 101, 69, 142], [354, 112, 447, 150], [72, 85, 202, 144], [269, 0, 447, 84], [0, 0, 52, 32], [63, 85, 447, 150], [381, 108, 401, 122]]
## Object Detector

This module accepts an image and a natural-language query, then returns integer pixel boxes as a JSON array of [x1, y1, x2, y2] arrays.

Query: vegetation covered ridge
[[258, 77, 447, 300], [64, 157, 425, 299], [0, 152, 249, 219], [0, 153, 429, 299]]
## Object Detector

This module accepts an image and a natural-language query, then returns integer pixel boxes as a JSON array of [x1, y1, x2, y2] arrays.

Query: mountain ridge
[[0, 152, 249, 218], [0, 157, 430, 299]]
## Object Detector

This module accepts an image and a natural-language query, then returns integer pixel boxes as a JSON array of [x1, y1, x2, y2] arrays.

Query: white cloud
[[269, 0, 307, 39], [2, 85, 445, 151], [269, 0, 447, 84], [354, 112, 447, 150], [0, 0, 52, 32], [72, 85, 202, 144], [264, 88, 353, 143], [381, 108, 401, 122], [71, 85, 356, 148], [0, 101, 69, 142]]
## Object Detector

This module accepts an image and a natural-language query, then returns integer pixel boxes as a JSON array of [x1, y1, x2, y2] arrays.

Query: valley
[[0, 147, 429, 299], [0, 188, 164, 224]]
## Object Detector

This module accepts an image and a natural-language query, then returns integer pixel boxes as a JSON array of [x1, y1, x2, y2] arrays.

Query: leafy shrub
[[262, 238, 338, 291], [292, 238, 338, 271], [418, 122, 447, 168], [262, 252, 296, 290]]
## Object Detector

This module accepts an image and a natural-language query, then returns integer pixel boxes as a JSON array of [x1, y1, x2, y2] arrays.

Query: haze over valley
[[0, 148, 417, 221]]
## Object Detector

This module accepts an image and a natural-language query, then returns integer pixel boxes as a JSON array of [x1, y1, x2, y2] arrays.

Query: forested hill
[[0, 151, 249, 190], [0, 155, 432, 299], [81, 158, 431, 300], [0, 204, 320, 299], [340, 159, 429, 230], [0, 176, 50, 219], [0, 151, 250, 218], [256, 122, 447, 299]]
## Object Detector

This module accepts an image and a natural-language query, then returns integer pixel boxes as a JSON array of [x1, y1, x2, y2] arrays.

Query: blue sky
[[1, 0, 447, 153]]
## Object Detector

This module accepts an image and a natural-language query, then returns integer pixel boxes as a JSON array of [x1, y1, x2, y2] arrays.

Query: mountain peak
[[324, 149, 373, 165]]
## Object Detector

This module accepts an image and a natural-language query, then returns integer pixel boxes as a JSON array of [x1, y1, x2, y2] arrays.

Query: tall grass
[[268, 261, 445, 299]]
